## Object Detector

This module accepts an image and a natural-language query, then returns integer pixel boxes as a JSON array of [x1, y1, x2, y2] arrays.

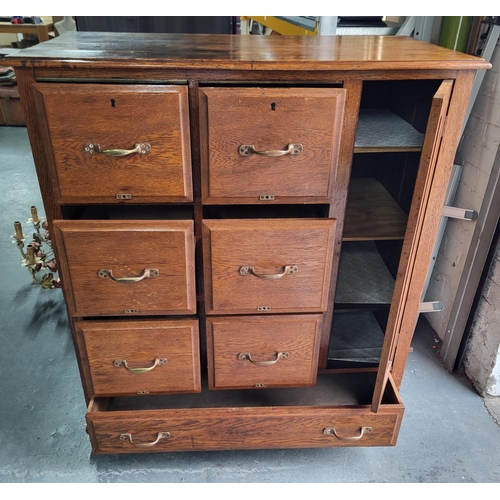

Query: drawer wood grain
[[33, 84, 192, 203], [88, 408, 402, 454], [53, 220, 196, 317], [202, 219, 337, 314], [86, 373, 404, 454], [199, 87, 345, 203], [207, 315, 322, 390], [77, 319, 201, 397]]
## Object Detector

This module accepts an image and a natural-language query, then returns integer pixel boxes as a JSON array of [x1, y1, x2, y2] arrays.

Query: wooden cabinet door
[[371, 79, 464, 411]]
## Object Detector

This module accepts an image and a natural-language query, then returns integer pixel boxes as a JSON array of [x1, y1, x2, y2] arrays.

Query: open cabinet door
[[371, 80, 455, 412]]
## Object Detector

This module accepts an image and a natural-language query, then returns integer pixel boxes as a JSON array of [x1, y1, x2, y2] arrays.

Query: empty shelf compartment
[[343, 177, 407, 241], [335, 241, 395, 306], [355, 109, 424, 152], [328, 312, 384, 368]]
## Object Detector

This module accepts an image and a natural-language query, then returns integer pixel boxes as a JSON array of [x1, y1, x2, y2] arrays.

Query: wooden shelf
[[354, 109, 424, 153], [328, 312, 384, 368], [335, 241, 395, 307], [343, 177, 408, 241]]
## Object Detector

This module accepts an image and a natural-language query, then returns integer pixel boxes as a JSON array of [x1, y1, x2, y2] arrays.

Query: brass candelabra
[[12, 206, 60, 289]]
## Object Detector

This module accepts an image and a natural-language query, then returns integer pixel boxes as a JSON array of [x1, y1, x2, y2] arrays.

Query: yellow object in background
[[242, 16, 317, 35]]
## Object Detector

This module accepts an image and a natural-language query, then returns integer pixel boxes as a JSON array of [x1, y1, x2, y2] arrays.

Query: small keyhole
[[271, 102, 276, 111], [110, 99, 116, 107]]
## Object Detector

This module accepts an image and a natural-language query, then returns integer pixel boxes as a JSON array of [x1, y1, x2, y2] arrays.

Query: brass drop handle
[[98, 268, 159, 283], [114, 358, 167, 373], [120, 432, 170, 448], [84, 142, 151, 156], [238, 143, 303, 157], [323, 426, 372, 441], [237, 351, 289, 366], [239, 265, 298, 280]]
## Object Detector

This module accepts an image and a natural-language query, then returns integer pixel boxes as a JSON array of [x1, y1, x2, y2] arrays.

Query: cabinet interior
[[89, 372, 402, 413], [61, 204, 330, 221], [61, 204, 195, 220], [327, 78, 443, 371], [203, 204, 329, 219]]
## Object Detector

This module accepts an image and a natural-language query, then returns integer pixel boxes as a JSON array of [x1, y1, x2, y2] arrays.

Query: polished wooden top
[[2, 31, 490, 71]]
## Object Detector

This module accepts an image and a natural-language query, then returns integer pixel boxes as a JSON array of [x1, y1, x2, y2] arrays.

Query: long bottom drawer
[[86, 373, 404, 454]]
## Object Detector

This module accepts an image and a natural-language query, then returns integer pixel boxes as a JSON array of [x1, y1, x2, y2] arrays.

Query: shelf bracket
[[419, 301, 444, 313], [442, 206, 478, 221]]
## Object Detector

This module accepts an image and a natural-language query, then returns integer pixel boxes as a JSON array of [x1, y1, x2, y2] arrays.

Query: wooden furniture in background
[[0, 22, 54, 42], [2, 32, 489, 454], [0, 21, 54, 43]]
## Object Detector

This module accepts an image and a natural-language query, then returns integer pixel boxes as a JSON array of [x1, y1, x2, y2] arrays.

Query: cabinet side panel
[[14, 67, 62, 222]]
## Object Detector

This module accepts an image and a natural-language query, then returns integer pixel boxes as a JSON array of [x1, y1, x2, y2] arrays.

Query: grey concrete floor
[[1, 126, 500, 483]]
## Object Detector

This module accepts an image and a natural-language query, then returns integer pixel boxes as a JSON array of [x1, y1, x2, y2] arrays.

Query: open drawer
[[86, 373, 404, 454]]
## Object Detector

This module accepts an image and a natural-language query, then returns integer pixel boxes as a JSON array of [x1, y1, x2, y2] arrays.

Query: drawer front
[[200, 87, 345, 203], [87, 406, 403, 454], [53, 220, 196, 316], [207, 315, 322, 390], [34, 84, 192, 203], [77, 319, 201, 396], [203, 219, 336, 314]]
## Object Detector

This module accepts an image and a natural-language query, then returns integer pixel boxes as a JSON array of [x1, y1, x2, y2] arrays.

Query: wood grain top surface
[[2, 32, 490, 71]]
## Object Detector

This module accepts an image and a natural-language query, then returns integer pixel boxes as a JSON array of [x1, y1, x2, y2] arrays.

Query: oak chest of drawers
[[4, 32, 489, 454]]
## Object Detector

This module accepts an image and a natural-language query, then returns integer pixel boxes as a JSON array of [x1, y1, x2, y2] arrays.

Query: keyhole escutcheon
[[271, 102, 276, 111], [110, 99, 116, 107]]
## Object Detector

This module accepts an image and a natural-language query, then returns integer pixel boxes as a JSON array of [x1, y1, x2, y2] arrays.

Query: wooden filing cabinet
[[3, 32, 489, 454]]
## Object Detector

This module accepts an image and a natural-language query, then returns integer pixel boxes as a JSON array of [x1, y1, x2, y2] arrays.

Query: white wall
[[491, 355, 500, 394], [463, 242, 500, 395], [424, 39, 500, 395], [0, 32, 18, 47], [425, 40, 500, 337]]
